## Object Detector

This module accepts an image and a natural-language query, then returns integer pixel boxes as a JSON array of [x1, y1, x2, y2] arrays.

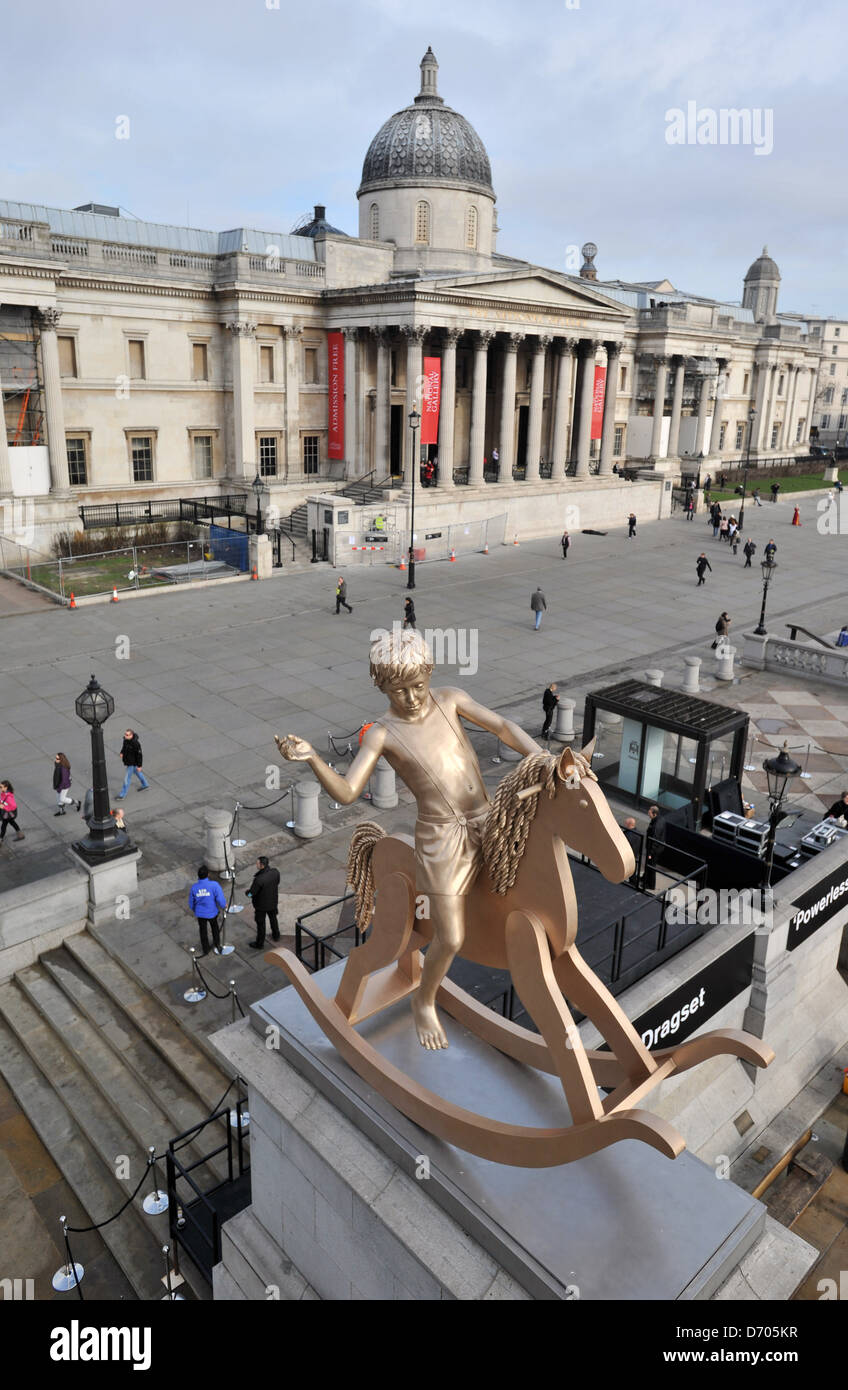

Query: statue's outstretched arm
[[449, 689, 540, 758], [275, 730, 384, 805]]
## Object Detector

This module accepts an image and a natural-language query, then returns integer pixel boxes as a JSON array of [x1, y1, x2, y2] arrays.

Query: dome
[[359, 48, 494, 198], [744, 246, 780, 282]]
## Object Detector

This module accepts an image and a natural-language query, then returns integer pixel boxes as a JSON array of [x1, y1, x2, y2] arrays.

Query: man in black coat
[[541, 682, 559, 737], [644, 805, 666, 891], [246, 855, 281, 949], [696, 553, 712, 585], [826, 792, 848, 822]]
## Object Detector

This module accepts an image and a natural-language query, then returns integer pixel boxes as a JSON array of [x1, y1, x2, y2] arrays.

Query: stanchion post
[[183, 947, 207, 1003], [52, 1215, 85, 1294], [142, 1145, 169, 1215]]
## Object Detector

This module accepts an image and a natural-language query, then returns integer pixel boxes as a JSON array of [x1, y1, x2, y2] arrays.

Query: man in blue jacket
[[188, 865, 227, 955]]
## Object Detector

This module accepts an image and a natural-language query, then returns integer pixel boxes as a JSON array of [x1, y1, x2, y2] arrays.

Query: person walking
[[0, 781, 25, 843], [541, 682, 559, 737], [621, 816, 642, 886], [791, 505, 801, 526], [711, 506, 722, 539], [644, 805, 665, 891], [188, 865, 227, 956], [743, 538, 757, 568], [245, 854, 281, 949], [627, 513, 637, 538], [764, 538, 777, 563], [685, 496, 695, 521], [402, 596, 417, 629], [753, 487, 763, 506], [117, 729, 149, 798], [696, 553, 712, 586], [335, 576, 352, 614], [730, 526, 740, 556], [561, 530, 570, 558], [703, 473, 712, 493], [530, 586, 547, 630], [719, 516, 729, 542], [53, 753, 81, 816], [770, 481, 780, 503], [712, 612, 731, 648]]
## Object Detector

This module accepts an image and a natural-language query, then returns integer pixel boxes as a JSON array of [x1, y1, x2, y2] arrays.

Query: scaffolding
[[0, 305, 44, 447]]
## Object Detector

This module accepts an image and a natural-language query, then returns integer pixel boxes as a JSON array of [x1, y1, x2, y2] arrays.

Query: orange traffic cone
[[68, 592, 76, 609], [483, 543, 489, 555], [398, 555, 406, 571], [250, 564, 259, 581], [111, 586, 119, 602], [513, 533, 519, 546], [449, 548, 456, 562]]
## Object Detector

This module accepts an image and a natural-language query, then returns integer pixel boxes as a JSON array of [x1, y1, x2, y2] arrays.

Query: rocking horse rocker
[[271, 631, 773, 1169]]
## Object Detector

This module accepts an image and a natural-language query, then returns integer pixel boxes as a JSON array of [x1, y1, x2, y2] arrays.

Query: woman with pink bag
[[0, 781, 25, 843]]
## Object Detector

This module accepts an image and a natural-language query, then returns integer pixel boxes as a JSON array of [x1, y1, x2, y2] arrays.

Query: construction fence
[[334, 513, 508, 567], [0, 537, 241, 602]]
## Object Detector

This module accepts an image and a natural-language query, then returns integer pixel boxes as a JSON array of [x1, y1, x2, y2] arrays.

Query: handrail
[[786, 623, 835, 649]]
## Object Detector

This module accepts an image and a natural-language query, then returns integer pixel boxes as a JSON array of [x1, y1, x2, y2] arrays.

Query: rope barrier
[[193, 956, 232, 1001], [65, 1161, 150, 1233]]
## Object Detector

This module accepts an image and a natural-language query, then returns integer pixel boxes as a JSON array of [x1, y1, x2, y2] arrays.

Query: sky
[[3, 0, 847, 315]]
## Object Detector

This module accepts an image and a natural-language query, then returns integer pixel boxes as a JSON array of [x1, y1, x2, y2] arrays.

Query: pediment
[[427, 268, 632, 319]]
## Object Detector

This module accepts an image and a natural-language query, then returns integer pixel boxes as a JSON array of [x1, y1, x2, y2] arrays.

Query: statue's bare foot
[[412, 996, 448, 1050]]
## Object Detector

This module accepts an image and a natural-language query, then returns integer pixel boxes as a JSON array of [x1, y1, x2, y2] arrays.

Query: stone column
[[598, 341, 621, 476], [468, 329, 494, 486], [682, 657, 701, 693], [293, 779, 322, 839], [525, 335, 550, 482], [574, 340, 600, 478], [343, 327, 358, 477], [761, 364, 780, 452], [37, 307, 70, 493], [804, 365, 819, 448], [751, 361, 768, 452], [437, 328, 460, 488], [372, 328, 391, 478], [784, 365, 800, 450], [649, 355, 670, 459], [403, 324, 427, 485], [755, 364, 775, 452], [498, 332, 523, 482], [666, 355, 686, 459], [204, 808, 232, 872], [695, 368, 711, 456], [0, 362, 11, 496], [228, 319, 258, 480], [281, 324, 303, 480], [708, 358, 728, 455], [551, 338, 577, 481], [553, 698, 576, 743]]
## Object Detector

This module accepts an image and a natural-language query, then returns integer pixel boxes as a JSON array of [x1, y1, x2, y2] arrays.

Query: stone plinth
[[249, 533, 273, 579], [644, 669, 664, 687], [293, 779, 322, 839], [553, 698, 576, 743], [715, 644, 736, 682], [204, 808, 232, 871], [682, 656, 701, 693], [67, 846, 143, 929]]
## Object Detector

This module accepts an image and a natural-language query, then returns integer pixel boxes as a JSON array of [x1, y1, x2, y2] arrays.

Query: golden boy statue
[[277, 628, 585, 1051]]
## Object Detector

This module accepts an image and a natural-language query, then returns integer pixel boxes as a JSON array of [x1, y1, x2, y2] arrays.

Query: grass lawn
[[708, 469, 848, 504], [28, 545, 210, 597]]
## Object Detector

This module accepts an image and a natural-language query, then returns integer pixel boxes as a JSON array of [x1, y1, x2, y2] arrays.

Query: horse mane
[[483, 752, 559, 896]]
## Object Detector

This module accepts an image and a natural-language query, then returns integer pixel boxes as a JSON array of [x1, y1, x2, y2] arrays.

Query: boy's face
[[379, 669, 432, 719]]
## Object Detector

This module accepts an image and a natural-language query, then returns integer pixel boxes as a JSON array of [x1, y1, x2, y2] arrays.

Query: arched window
[[465, 205, 478, 250], [414, 200, 430, 245], [369, 202, 379, 240]]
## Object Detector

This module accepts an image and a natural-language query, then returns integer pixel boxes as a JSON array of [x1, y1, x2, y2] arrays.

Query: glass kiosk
[[582, 680, 750, 822]]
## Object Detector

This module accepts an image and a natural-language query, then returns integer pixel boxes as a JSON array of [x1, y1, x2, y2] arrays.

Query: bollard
[[371, 757, 399, 809], [293, 779, 322, 839], [553, 698, 577, 743], [204, 808, 232, 872], [644, 669, 664, 687], [715, 643, 736, 682], [682, 656, 701, 694], [497, 739, 523, 762]]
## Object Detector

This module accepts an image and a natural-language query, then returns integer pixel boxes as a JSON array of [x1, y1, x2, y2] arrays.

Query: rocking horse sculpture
[[270, 630, 773, 1168]]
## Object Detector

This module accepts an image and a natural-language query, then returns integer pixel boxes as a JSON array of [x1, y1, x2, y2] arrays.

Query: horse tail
[[346, 821, 386, 931]]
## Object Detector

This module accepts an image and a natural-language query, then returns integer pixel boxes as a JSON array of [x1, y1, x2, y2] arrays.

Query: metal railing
[[78, 495, 251, 530], [165, 1096, 250, 1282], [294, 894, 361, 972]]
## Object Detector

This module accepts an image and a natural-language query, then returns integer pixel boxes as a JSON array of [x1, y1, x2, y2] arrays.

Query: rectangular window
[[833, 346, 838, 355], [304, 347, 318, 384], [193, 435, 213, 478], [719, 422, 727, 449], [770, 424, 779, 448], [836, 328, 841, 337], [390, 350, 397, 388], [842, 388, 848, 405], [259, 345, 274, 383], [192, 342, 208, 380], [130, 435, 153, 482], [821, 414, 830, 430], [735, 422, 745, 449], [840, 414, 848, 431], [824, 387, 835, 404], [830, 363, 837, 376], [619, 366, 627, 392], [66, 437, 87, 485], [742, 371, 749, 395], [796, 419, 804, 442], [128, 339, 146, 379], [613, 425, 624, 456], [58, 336, 77, 378], [258, 436, 277, 477], [778, 374, 785, 395], [303, 435, 319, 474]]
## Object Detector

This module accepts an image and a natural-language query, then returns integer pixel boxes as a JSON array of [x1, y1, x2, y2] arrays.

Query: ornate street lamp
[[72, 675, 132, 863], [251, 472, 263, 535], [738, 406, 756, 530], [407, 409, 420, 590], [762, 741, 801, 886], [753, 557, 777, 636]]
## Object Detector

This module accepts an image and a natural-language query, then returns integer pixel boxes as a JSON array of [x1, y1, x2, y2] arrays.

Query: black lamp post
[[738, 406, 756, 530], [407, 408, 420, 590], [251, 472, 263, 534], [762, 740, 802, 886], [72, 674, 132, 863], [753, 557, 777, 636]]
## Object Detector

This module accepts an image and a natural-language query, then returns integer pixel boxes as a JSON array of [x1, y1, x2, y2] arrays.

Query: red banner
[[421, 356, 442, 446], [327, 331, 344, 459], [590, 365, 607, 440]]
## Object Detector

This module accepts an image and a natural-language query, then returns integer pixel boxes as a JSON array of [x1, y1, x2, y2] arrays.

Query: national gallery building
[[0, 48, 826, 545]]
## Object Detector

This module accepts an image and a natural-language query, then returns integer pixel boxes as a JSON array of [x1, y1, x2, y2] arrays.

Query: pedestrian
[[712, 612, 731, 648], [730, 525, 740, 555], [530, 586, 547, 630], [491, 446, 499, 475], [0, 781, 25, 843], [753, 487, 762, 506], [422, 459, 434, 487], [696, 553, 712, 585], [541, 682, 559, 737], [627, 513, 636, 537], [791, 505, 801, 526], [402, 596, 416, 629], [711, 507, 721, 539], [685, 497, 694, 521], [743, 538, 757, 568], [719, 472, 727, 489], [770, 481, 780, 503], [836, 479, 844, 494], [621, 816, 642, 886], [112, 807, 127, 834], [644, 805, 665, 891], [53, 752, 81, 816], [764, 538, 777, 563], [826, 792, 848, 822], [188, 864, 227, 956], [703, 473, 712, 493], [117, 729, 149, 798], [245, 854, 281, 949], [561, 530, 570, 558], [719, 516, 729, 542], [837, 626, 848, 648], [335, 576, 352, 614]]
